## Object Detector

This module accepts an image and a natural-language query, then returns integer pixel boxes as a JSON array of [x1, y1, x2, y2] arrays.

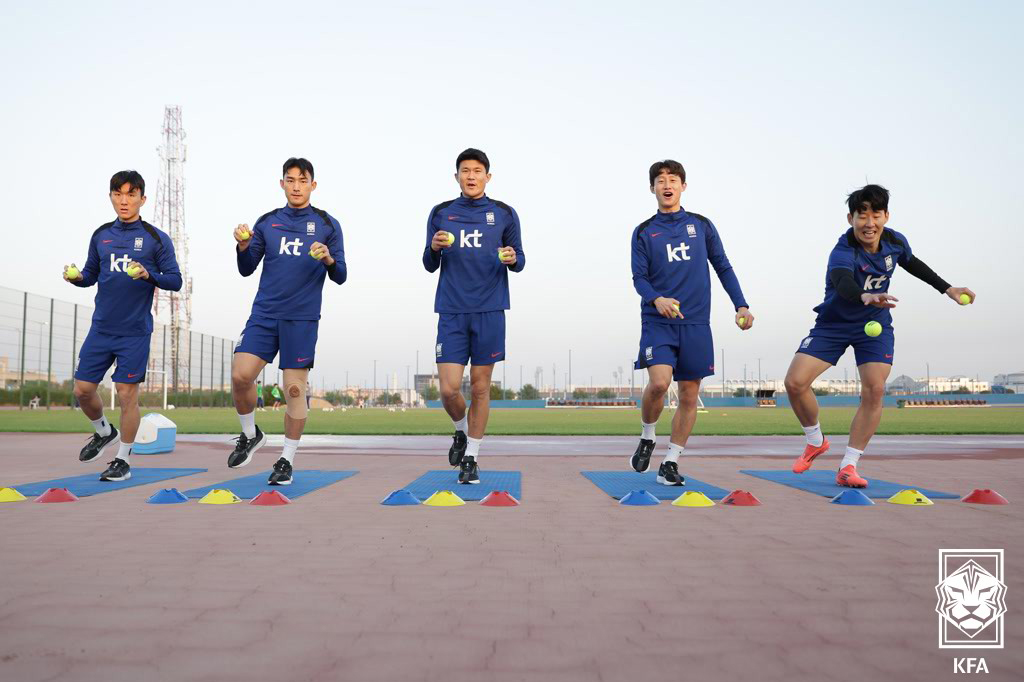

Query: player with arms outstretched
[[228, 158, 347, 485], [423, 148, 525, 485], [65, 170, 182, 481], [784, 184, 974, 487], [630, 160, 753, 485]]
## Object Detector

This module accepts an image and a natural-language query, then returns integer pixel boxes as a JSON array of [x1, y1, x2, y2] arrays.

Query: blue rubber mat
[[14, 468, 207, 498], [581, 471, 730, 501], [183, 470, 358, 500], [739, 470, 959, 499], [402, 470, 521, 501]]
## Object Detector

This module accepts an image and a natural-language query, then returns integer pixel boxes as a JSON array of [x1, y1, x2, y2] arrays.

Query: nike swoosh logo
[[272, 224, 284, 227], [126, 373, 138, 378], [884, 354, 893, 359], [651, 232, 662, 237], [102, 239, 113, 243], [491, 352, 502, 358], [297, 357, 311, 362]]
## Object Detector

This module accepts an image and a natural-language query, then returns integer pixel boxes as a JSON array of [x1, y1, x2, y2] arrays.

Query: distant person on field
[[227, 157, 347, 486], [784, 185, 974, 488], [256, 380, 265, 410], [629, 160, 753, 486], [271, 383, 282, 410], [64, 170, 182, 482], [423, 148, 525, 485]]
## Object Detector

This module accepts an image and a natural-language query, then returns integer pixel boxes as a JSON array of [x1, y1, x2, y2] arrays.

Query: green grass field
[[0, 407, 1020, 435]]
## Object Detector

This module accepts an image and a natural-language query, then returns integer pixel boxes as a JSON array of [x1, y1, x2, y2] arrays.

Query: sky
[[1, 0, 1021, 391]]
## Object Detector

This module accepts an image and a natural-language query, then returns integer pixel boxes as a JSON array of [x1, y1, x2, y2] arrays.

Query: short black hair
[[456, 148, 490, 172], [847, 184, 889, 214], [110, 170, 145, 196], [283, 157, 314, 181], [649, 160, 686, 186]]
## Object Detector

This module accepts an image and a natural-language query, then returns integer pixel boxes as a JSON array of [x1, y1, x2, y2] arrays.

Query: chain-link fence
[[0, 285, 237, 409]]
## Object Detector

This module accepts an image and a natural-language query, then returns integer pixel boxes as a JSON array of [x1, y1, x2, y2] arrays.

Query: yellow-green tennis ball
[[738, 316, 746, 326], [445, 232, 455, 246], [126, 265, 141, 277], [238, 230, 251, 240], [310, 249, 324, 260], [65, 266, 80, 279], [864, 321, 882, 337], [959, 293, 971, 305]]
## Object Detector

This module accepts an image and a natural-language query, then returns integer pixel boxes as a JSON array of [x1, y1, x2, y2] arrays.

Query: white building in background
[[993, 372, 1024, 393], [889, 375, 990, 394]]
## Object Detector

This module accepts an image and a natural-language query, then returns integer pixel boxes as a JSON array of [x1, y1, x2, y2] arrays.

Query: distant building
[[993, 372, 1024, 394]]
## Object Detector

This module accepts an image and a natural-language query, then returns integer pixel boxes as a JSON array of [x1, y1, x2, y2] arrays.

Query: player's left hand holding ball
[[735, 307, 754, 330], [63, 264, 82, 282], [498, 246, 516, 266], [126, 261, 149, 280], [309, 242, 335, 265], [945, 287, 975, 306]]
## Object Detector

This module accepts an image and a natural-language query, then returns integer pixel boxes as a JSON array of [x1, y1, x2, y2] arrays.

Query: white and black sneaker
[[267, 457, 292, 485], [228, 425, 266, 468], [79, 426, 120, 463], [656, 460, 685, 486], [630, 438, 655, 473], [448, 431, 468, 467], [99, 458, 131, 482], [458, 457, 479, 484]]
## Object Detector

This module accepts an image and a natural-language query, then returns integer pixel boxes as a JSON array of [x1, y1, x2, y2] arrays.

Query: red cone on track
[[480, 491, 519, 506], [250, 491, 291, 506], [721, 489, 762, 506], [35, 488, 78, 503], [962, 489, 1009, 505]]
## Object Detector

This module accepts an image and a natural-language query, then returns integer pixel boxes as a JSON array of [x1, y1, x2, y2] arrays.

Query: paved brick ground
[[1, 433, 1021, 682]]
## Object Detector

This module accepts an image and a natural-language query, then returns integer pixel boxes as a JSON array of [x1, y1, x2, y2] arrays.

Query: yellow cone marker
[[0, 487, 27, 502], [671, 491, 715, 507], [423, 490, 465, 507], [199, 488, 242, 505], [887, 489, 933, 506]]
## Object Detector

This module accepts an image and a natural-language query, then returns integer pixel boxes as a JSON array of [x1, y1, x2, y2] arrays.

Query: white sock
[[664, 442, 684, 464], [840, 446, 863, 469], [116, 442, 132, 462], [802, 423, 824, 447], [641, 421, 657, 441], [91, 415, 112, 438], [453, 415, 468, 433], [281, 437, 300, 464], [466, 437, 482, 461], [238, 411, 256, 439]]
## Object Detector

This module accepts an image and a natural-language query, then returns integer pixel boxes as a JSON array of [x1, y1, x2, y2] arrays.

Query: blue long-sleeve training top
[[813, 227, 913, 328], [631, 208, 748, 324], [422, 195, 525, 313], [72, 218, 182, 336], [237, 205, 347, 320]]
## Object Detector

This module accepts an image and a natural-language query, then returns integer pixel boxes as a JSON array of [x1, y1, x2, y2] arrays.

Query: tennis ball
[[958, 293, 971, 305], [65, 266, 80, 280], [238, 229, 251, 240], [498, 249, 512, 262], [445, 231, 455, 246], [126, 265, 141, 277], [864, 320, 882, 337], [738, 316, 746, 327], [310, 249, 324, 260]]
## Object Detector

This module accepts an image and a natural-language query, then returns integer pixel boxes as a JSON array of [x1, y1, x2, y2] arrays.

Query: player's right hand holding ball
[[945, 287, 975, 306], [431, 230, 454, 252], [234, 224, 252, 250], [654, 297, 683, 319], [63, 264, 82, 282]]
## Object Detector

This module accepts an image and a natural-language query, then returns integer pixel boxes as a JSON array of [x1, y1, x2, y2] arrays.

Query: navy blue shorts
[[634, 322, 715, 381], [75, 329, 150, 384], [796, 323, 895, 366], [436, 312, 505, 366], [235, 316, 319, 369]]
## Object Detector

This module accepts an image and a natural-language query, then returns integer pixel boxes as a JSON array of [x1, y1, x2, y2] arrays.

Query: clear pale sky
[[2, 1, 1021, 391]]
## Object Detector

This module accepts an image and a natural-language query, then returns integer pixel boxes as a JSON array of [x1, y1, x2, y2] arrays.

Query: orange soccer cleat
[[836, 464, 868, 488], [792, 439, 830, 474]]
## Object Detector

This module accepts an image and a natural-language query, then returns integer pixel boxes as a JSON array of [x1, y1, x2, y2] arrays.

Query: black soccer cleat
[[228, 425, 266, 468], [458, 457, 479, 485], [630, 438, 655, 473], [80, 425, 120, 463], [448, 430, 468, 467], [99, 458, 131, 482], [267, 457, 293, 485], [656, 460, 686, 486]]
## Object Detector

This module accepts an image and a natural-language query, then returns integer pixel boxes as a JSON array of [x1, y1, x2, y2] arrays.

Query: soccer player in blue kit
[[630, 160, 753, 485], [228, 158, 347, 485], [64, 170, 182, 481], [423, 149, 525, 484], [785, 185, 974, 487]]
